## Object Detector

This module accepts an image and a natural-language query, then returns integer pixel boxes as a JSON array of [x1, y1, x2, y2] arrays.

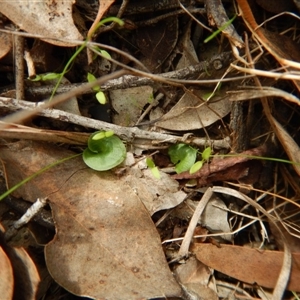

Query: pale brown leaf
[[193, 243, 300, 291], [0, 140, 181, 299], [0, 246, 13, 300], [0, 0, 83, 47]]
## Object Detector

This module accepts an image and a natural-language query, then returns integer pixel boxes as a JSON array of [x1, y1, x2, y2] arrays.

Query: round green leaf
[[83, 133, 126, 171]]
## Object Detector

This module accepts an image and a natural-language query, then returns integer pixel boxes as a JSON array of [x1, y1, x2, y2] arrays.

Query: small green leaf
[[204, 14, 237, 43], [41, 73, 61, 81], [146, 157, 155, 168], [29, 74, 42, 81], [169, 144, 198, 173], [190, 161, 203, 174], [92, 132, 106, 140], [96, 91, 106, 104], [151, 166, 161, 179], [99, 49, 111, 59], [83, 131, 126, 171], [87, 72, 101, 92], [105, 130, 114, 138], [202, 147, 212, 161]]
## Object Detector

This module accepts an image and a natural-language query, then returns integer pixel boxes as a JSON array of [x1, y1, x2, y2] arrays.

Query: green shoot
[[82, 131, 126, 171], [39, 16, 124, 101], [87, 72, 107, 104], [146, 157, 160, 179], [168, 144, 198, 174], [190, 146, 212, 174], [204, 14, 237, 43]]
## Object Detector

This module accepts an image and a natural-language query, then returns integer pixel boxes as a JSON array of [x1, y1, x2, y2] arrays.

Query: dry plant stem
[[177, 187, 213, 258], [243, 30, 293, 298], [0, 121, 89, 145], [0, 70, 127, 127], [5, 197, 48, 241], [213, 184, 292, 300], [0, 97, 230, 149], [3, 196, 53, 230], [14, 34, 25, 100], [25, 52, 232, 97]]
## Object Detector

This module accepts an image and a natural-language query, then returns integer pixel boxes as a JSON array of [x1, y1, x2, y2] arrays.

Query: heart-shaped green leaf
[[168, 144, 198, 174], [83, 131, 126, 171]]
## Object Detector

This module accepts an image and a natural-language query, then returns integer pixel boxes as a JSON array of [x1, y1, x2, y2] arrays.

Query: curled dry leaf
[[0, 140, 182, 299], [0, 224, 40, 300], [0, 246, 13, 300], [192, 243, 300, 292], [0, 0, 83, 47]]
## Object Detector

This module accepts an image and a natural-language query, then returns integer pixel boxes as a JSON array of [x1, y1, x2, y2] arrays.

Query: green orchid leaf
[[146, 157, 156, 169], [41, 72, 61, 81], [83, 132, 126, 171], [96, 91, 107, 104], [169, 144, 198, 173], [87, 72, 101, 92], [202, 147, 212, 161], [151, 166, 161, 179], [99, 49, 111, 59], [190, 161, 203, 174]]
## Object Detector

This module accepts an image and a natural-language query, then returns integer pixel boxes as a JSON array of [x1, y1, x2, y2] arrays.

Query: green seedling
[[168, 143, 198, 174], [30, 17, 124, 101], [146, 157, 160, 179], [204, 14, 237, 43], [83, 130, 126, 171], [190, 146, 212, 174], [87, 72, 107, 104], [0, 130, 126, 202]]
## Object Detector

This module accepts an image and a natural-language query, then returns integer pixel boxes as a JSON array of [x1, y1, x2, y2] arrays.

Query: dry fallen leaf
[[0, 224, 40, 300], [192, 243, 300, 291], [0, 246, 13, 300], [111, 86, 153, 126], [157, 89, 231, 131], [0, 32, 12, 60], [0, 140, 182, 299], [0, 0, 83, 47]]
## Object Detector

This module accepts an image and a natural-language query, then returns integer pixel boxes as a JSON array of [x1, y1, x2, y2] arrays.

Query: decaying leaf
[[0, 246, 13, 300], [0, 32, 12, 60], [175, 256, 218, 300], [136, 16, 178, 72], [125, 167, 186, 215], [0, 140, 182, 299], [111, 86, 153, 126], [156, 89, 231, 131], [0, 0, 83, 47], [0, 224, 40, 300], [192, 243, 300, 291], [172, 196, 232, 242]]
